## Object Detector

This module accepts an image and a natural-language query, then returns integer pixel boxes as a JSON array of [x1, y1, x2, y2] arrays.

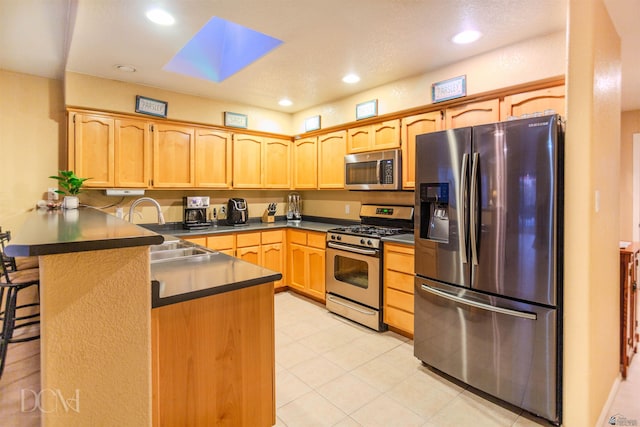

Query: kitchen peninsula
[[5, 207, 280, 427]]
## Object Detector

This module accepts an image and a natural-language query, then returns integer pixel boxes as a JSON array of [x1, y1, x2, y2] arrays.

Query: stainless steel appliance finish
[[227, 198, 248, 226], [287, 192, 302, 221], [344, 149, 402, 190], [413, 115, 563, 424], [326, 204, 413, 331], [183, 196, 210, 229]]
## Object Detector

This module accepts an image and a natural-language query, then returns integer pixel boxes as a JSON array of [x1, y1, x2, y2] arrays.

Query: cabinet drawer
[[207, 234, 235, 250], [384, 306, 414, 335], [236, 232, 261, 247], [261, 230, 283, 244], [182, 236, 207, 246], [385, 288, 414, 313], [384, 248, 414, 273], [288, 230, 307, 245], [385, 270, 414, 294], [307, 232, 326, 249]]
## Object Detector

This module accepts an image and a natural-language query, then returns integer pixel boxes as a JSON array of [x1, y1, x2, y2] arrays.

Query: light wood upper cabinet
[[318, 130, 346, 189], [293, 137, 317, 189], [445, 98, 500, 129], [501, 85, 565, 119], [152, 124, 195, 187], [347, 119, 400, 153], [71, 113, 115, 187], [401, 112, 442, 189], [115, 118, 151, 188], [264, 137, 291, 189], [195, 128, 232, 188], [233, 134, 263, 188]]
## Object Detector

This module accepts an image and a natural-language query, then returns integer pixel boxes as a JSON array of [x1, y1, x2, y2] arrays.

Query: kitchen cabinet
[[152, 283, 275, 426], [195, 128, 232, 188], [347, 119, 401, 153], [318, 130, 347, 189], [69, 112, 115, 187], [444, 98, 500, 129], [400, 112, 442, 189], [152, 123, 195, 187], [292, 136, 317, 189], [287, 229, 326, 301], [261, 230, 286, 290], [383, 243, 415, 336], [620, 243, 640, 379], [236, 231, 261, 265], [182, 236, 207, 247], [233, 134, 291, 188], [501, 85, 565, 119], [115, 118, 152, 188]]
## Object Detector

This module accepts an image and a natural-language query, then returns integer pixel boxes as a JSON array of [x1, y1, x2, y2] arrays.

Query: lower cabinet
[[287, 229, 326, 301], [383, 243, 415, 336], [152, 283, 275, 426]]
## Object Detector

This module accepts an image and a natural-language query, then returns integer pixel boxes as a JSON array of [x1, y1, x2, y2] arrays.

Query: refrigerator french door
[[414, 115, 563, 424]]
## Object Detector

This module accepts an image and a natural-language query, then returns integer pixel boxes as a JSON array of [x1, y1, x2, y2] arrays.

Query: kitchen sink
[[150, 236, 215, 263]]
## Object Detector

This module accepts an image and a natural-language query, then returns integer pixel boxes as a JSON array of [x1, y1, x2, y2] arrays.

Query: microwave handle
[[376, 160, 381, 184]]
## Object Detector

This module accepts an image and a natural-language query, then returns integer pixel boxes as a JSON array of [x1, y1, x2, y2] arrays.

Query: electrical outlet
[[345, 204, 350, 214], [219, 205, 226, 217]]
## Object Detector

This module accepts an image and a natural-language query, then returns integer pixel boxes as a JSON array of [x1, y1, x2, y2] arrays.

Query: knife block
[[261, 210, 275, 223]]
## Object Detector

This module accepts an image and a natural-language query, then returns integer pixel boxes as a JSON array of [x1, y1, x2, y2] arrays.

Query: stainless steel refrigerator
[[413, 115, 563, 424]]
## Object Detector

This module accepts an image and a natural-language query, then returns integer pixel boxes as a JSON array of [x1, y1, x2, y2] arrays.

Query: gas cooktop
[[329, 225, 406, 238]]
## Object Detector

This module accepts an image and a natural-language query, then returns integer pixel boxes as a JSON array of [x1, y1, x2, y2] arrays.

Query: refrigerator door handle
[[420, 284, 538, 320], [459, 153, 469, 264], [469, 152, 480, 265]]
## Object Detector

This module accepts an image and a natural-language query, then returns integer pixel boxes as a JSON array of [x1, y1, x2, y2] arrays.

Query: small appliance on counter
[[287, 192, 301, 222], [227, 198, 248, 226], [183, 196, 211, 229]]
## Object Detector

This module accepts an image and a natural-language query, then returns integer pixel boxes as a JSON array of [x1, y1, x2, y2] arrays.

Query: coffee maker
[[183, 196, 211, 229]]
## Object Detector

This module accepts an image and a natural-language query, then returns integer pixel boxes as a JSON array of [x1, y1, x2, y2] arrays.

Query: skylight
[[163, 17, 283, 83]]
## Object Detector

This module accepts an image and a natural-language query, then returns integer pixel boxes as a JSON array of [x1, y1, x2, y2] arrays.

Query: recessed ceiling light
[[114, 64, 136, 72], [146, 8, 175, 26], [342, 74, 360, 84], [452, 30, 482, 44], [278, 99, 293, 107]]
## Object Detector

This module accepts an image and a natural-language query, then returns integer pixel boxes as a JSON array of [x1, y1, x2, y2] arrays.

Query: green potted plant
[[49, 170, 90, 209]]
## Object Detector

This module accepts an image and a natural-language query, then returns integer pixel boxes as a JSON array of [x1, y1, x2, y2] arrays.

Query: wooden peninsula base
[[152, 282, 275, 427]]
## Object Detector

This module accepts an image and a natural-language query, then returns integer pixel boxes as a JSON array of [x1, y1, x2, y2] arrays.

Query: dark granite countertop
[[5, 207, 164, 257], [382, 233, 415, 245], [150, 252, 282, 308], [141, 218, 349, 236]]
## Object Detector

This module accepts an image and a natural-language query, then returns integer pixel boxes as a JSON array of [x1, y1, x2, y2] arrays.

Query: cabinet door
[[445, 98, 500, 129], [233, 134, 263, 188], [182, 236, 207, 246], [207, 234, 235, 255], [288, 243, 307, 291], [153, 124, 195, 187], [318, 131, 346, 189], [293, 137, 317, 189], [115, 118, 151, 188], [72, 113, 115, 187], [195, 128, 232, 188], [372, 119, 401, 151], [401, 112, 442, 189], [238, 245, 261, 265], [262, 243, 284, 289], [501, 85, 565, 119], [307, 247, 325, 301], [347, 125, 372, 153], [383, 243, 415, 335], [264, 137, 291, 188]]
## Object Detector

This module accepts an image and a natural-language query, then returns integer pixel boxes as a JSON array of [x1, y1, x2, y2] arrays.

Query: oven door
[[325, 242, 381, 309]]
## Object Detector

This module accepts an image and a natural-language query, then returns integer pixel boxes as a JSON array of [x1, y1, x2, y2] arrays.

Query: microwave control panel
[[381, 159, 394, 184]]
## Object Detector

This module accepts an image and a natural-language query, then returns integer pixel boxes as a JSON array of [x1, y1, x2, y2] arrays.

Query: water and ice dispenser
[[419, 183, 449, 243]]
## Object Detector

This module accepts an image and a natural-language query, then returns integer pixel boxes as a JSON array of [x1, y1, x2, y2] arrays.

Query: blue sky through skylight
[[163, 17, 283, 82]]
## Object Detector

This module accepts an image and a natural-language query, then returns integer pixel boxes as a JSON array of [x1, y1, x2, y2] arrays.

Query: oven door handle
[[327, 241, 378, 255], [327, 295, 377, 316]]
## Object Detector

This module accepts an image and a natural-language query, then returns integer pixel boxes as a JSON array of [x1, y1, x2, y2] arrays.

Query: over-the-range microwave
[[344, 149, 402, 190]]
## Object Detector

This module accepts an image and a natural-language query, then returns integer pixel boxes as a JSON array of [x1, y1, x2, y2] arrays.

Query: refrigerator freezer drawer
[[414, 277, 559, 424]]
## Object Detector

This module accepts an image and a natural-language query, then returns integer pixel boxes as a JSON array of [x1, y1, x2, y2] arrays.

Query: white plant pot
[[63, 196, 79, 210]]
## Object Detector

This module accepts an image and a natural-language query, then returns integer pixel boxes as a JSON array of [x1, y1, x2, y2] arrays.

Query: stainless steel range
[[325, 204, 414, 331]]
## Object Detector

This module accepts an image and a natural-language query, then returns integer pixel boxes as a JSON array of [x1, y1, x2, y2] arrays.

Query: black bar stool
[[0, 230, 40, 380]]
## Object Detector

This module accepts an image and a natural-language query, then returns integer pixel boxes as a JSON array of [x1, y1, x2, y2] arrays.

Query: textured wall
[[39, 246, 151, 426]]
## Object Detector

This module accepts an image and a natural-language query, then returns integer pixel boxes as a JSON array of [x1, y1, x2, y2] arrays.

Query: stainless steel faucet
[[129, 197, 166, 225]]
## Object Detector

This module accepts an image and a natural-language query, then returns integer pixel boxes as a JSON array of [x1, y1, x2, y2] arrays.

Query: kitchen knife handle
[[469, 152, 479, 266], [459, 153, 469, 264]]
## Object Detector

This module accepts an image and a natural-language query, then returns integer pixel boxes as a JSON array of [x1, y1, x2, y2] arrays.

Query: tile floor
[[274, 291, 552, 427]]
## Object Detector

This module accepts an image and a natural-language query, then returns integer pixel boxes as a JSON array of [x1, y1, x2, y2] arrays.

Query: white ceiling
[[1, 0, 638, 113]]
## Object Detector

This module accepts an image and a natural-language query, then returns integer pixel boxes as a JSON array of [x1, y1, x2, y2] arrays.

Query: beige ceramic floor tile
[[350, 394, 425, 427], [316, 373, 382, 415], [351, 356, 413, 392], [289, 355, 346, 389], [424, 389, 521, 427], [276, 341, 318, 369], [278, 390, 347, 427], [276, 370, 312, 408]]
